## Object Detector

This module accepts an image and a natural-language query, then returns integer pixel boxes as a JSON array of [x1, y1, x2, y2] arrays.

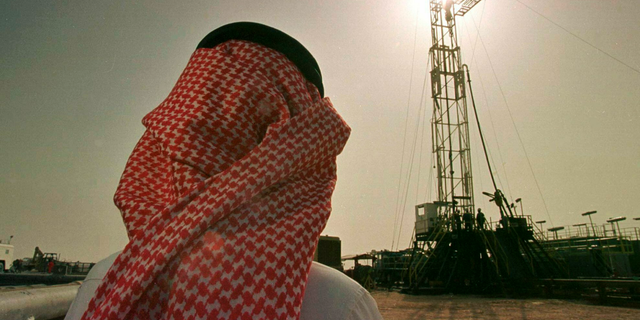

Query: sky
[[1, 0, 639, 263]]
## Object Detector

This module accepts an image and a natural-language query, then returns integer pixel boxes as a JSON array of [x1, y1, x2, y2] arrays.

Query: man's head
[[197, 21, 324, 97]]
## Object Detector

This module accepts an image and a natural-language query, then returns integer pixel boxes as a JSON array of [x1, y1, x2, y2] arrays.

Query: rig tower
[[406, 0, 567, 293], [429, 0, 478, 220], [407, 0, 485, 292]]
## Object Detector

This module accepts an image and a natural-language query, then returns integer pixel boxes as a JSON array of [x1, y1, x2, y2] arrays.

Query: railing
[[405, 219, 450, 288], [373, 250, 412, 272], [538, 225, 638, 256], [65, 262, 94, 275], [540, 225, 640, 241], [527, 215, 548, 242]]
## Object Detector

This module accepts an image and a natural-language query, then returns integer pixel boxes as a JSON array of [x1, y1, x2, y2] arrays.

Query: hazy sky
[[2, 0, 639, 263]]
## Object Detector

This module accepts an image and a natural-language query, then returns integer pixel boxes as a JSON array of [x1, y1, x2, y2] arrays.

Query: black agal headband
[[198, 22, 324, 97]]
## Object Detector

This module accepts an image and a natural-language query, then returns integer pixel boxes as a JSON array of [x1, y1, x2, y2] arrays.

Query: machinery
[[403, 0, 567, 294], [11, 247, 94, 275], [12, 246, 56, 273], [342, 253, 377, 290]]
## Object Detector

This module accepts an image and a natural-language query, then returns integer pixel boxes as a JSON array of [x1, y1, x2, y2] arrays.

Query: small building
[[0, 242, 14, 272]]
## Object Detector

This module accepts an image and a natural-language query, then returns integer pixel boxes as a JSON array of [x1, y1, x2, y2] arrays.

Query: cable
[[395, 63, 431, 250], [469, 0, 488, 63], [415, 74, 431, 203], [462, 17, 513, 201], [422, 150, 435, 204], [472, 65, 510, 197], [464, 64, 500, 200], [473, 28, 555, 226], [464, 1, 515, 205], [391, 6, 422, 250], [514, 0, 640, 75]]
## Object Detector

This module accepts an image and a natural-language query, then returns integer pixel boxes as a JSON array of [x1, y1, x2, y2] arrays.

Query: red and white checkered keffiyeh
[[82, 40, 350, 320]]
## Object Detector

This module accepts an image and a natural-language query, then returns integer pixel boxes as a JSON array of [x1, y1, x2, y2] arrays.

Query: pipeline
[[0, 282, 80, 320]]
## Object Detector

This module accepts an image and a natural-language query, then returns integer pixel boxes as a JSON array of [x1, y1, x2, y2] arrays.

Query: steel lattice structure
[[429, 0, 480, 222], [404, 1, 569, 293]]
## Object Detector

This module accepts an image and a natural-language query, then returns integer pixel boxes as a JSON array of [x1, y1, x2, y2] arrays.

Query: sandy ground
[[371, 291, 640, 320]]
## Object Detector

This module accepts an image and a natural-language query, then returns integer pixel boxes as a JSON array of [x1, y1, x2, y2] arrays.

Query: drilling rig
[[405, 0, 567, 294]]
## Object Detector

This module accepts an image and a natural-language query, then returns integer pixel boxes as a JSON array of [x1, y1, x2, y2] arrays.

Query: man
[[476, 208, 486, 230], [66, 22, 381, 320], [453, 211, 462, 231]]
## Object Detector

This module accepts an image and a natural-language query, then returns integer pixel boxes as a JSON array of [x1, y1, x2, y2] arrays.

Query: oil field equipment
[[403, 0, 568, 294], [314, 235, 343, 270], [9, 246, 94, 276]]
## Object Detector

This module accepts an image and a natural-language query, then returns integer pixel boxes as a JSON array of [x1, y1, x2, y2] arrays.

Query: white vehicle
[[0, 236, 14, 272]]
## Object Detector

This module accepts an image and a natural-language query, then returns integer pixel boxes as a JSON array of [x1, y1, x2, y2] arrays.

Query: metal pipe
[[463, 64, 498, 194], [0, 282, 80, 320]]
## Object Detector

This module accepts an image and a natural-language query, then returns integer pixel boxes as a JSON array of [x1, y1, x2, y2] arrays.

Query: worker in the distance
[[65, 22, 382, 320], [476, 208, 486, 230]]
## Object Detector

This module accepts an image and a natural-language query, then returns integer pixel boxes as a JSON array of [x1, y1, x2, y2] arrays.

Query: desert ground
[[371, 291, 640, 320]]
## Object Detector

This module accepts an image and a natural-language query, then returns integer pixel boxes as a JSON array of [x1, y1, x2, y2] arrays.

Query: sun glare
[[442, 0, 454, 12]]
